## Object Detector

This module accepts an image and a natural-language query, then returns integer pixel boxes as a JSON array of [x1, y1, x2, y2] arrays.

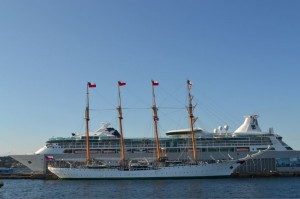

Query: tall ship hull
[[48, 161, 239, 179]]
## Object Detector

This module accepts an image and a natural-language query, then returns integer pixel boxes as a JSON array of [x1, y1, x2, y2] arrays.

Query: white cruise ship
[[10, 115, 296, 174]]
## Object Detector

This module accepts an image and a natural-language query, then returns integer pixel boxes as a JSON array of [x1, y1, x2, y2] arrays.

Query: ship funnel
[[96, 123, 111, 132], [234, 115, 262, 133]]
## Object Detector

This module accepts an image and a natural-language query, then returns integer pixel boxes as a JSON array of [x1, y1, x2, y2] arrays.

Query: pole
[[85, 83, 91, 163], [117, 82, 126, 167], [152, 80, 161, 161], [187, 80, 197, 162]]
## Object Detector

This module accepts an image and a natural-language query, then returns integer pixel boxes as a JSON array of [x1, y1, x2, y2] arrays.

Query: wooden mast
[[85, 82, 96, 163], [187, 80, 198, 162], [117, 81, 126, 167], [151, 80, 161, 161]]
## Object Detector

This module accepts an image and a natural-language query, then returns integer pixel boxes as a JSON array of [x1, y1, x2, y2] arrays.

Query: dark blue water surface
[[1, 177, 300, 199]]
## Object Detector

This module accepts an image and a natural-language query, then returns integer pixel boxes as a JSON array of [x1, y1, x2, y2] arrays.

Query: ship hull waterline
[[48, 162, 239, 180]]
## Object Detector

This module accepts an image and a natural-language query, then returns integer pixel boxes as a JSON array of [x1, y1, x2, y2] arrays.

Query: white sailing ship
[[47, 80, 250, 179]]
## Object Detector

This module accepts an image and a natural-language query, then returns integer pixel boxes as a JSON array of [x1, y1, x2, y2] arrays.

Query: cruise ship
[[10, 115, 300, 175]]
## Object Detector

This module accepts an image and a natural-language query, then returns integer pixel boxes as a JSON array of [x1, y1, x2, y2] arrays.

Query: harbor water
[[1, 177, 300, 199]]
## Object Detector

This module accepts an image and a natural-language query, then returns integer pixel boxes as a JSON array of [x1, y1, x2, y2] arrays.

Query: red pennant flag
[[152, 80, 159, 86], [118, 81, 126, 86], [88, 82, 96, 88]]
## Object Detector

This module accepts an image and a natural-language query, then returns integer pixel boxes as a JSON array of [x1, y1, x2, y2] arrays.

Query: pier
[[0, 172, 58, 180]]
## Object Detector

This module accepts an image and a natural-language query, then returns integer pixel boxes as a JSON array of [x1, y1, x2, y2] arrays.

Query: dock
[[0, 172, 58, 180]]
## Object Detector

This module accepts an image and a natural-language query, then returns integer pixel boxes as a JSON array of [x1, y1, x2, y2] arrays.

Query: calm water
[[1, 177, 300, 199]]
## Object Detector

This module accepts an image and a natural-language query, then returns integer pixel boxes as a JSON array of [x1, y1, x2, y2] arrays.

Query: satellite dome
[[224, 125, 229, 131]]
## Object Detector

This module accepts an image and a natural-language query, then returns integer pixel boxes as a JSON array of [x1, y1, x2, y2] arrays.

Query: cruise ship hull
[[11, 150, 300, 175], [10, 154, 46, 173], [48, 161, 239, 179]]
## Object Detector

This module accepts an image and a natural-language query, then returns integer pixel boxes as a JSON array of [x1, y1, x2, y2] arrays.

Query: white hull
[[48, 161, 239, 179], [10, 154, 46, 173]]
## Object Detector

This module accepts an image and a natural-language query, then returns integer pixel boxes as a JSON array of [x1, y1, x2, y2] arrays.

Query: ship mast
[[85, 82, 96, 163], [186, 80, 198, 162], [151, 80, 161, 161], [117, 81, 126, 167]]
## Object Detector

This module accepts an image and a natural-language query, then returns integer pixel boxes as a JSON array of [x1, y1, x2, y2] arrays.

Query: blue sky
[[1, 1, 300, 155]]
